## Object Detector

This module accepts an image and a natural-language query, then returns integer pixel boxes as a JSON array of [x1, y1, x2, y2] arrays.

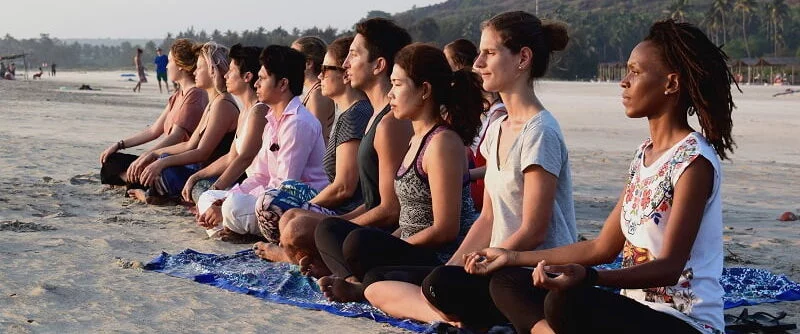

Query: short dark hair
[[259, 45, 305, 97], [229, 44, 264, 91], [355, 18, 412, 76]]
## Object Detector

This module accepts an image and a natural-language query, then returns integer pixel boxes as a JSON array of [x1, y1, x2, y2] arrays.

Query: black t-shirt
[[357, 104, 391, 210]]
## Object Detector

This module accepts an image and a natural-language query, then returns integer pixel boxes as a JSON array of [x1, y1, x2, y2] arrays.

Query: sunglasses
[[321, 65, 345, 77]]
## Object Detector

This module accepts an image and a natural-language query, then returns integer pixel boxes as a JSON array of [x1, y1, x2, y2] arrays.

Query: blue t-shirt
[[154, 55, 168, 73]]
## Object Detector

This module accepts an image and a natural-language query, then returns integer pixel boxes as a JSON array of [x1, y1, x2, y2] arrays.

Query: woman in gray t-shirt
[[363, 11, 576, 328]]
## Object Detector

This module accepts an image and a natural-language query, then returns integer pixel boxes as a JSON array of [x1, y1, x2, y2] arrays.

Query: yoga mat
[[147, 249, 800, 332], [145, 249, 433, 332]]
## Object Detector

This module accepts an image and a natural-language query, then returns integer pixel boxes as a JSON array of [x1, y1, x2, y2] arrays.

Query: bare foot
[[219, 227, 265, 244], [126, 189, 170, 205], [317, 276, 365, 303], [298, 255, 332, 278], [252, 242, 290, 262], [126, 189, 148, 203]]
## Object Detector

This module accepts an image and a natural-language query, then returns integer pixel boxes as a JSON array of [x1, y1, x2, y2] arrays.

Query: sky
[[1, 0, 444, 39]]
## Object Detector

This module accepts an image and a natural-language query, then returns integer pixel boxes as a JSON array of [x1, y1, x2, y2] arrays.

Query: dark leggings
[[420, 265, 508, 329], [314, 217, 442, 284], [489, 267, 702, 334]]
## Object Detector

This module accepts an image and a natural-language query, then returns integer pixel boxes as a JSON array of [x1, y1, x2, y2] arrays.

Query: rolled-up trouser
[[197, 189, 229, 237], [220, 192, 260, 236]]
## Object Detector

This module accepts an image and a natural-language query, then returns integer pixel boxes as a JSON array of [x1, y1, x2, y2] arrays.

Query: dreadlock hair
[[644, 19, 737, 160]]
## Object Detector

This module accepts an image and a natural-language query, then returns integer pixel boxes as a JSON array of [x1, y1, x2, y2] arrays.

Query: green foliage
[[1, 0, 797, 77]]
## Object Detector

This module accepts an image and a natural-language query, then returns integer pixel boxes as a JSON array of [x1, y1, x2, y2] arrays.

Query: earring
[[664, 91, 669, 95], [518, 65, 523, 70]]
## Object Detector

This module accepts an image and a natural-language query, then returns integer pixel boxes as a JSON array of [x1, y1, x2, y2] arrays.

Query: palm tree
[[704, 6, 722, 44], [764, 0, 790, 55], [710, 0, 731, 45], [734, 0, 757, 58], [669, 0, 690, 22]]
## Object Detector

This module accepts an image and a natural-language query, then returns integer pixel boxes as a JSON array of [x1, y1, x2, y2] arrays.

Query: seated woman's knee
[[489, 267, 532, 299], [341, 228, 381, 256]]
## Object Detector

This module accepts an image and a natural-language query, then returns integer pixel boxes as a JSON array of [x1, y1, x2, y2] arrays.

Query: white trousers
[[220, 192, 261, 236], [197, 190, 262, 238]]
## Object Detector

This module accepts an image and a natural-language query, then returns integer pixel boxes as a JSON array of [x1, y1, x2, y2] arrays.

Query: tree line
[[1, 0, 797, 80]]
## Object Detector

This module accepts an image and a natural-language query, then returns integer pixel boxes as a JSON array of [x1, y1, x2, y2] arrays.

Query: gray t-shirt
[[480, 110, 577, 249]]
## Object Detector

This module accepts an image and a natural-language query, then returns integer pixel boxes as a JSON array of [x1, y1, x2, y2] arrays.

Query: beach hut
[[0, 53, 30, 80], [757, 57, 800, 86], [729, 57, 800, 85], [597, 62, 626, 82]]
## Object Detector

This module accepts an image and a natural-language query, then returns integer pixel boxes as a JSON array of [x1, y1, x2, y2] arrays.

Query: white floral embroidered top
[[620, 132, 724, 334]]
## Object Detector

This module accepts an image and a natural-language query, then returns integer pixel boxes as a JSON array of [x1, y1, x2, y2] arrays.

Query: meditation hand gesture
[[463, 248, 514, 275], [531, 261, 586, 291]]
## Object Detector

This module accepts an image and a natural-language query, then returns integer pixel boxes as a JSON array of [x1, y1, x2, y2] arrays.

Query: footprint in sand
[[69, 173, 100, 185], [115, 257, 145, 269], [0, 220, 57, 232]]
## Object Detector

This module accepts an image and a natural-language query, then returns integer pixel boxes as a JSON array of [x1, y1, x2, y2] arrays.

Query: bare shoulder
[[376, 110, 408, 131], [251, 103, 269, 117]]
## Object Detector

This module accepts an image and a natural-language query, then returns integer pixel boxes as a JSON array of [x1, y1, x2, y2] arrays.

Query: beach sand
[[0, 72, 798, 333]]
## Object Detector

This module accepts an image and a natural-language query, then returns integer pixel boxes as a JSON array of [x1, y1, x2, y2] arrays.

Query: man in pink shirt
[[197, 45, 328, 239]]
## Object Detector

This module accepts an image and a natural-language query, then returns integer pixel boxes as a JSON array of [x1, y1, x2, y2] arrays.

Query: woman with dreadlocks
[[461, 19, 736, 334]]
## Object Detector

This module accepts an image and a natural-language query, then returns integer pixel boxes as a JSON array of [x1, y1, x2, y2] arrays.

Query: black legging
[[314, 217, 442, 284], [489, 267, 702, 334], [420, 265, 508, 329]]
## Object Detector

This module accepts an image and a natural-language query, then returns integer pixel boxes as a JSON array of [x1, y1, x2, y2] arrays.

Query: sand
[[0, 71, 798, 333]]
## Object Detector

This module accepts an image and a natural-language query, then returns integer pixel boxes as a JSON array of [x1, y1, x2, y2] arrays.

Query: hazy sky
[[2, 0, 444, 39]]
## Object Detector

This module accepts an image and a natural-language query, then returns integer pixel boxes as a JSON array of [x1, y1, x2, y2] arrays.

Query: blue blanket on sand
[[146, 249, 800, 333]]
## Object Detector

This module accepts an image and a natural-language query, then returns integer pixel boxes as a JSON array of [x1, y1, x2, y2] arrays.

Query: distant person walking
[[133, 48, 147, 92], [51, 63, 56, 77], [154, 47, 170, 93]]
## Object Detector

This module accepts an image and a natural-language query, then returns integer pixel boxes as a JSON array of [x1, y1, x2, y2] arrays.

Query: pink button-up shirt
[[230, 96, 329, 196]]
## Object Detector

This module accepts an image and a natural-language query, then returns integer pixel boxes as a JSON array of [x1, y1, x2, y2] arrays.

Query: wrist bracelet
[[117, 140, 126, 150], [583, 266, 599, 287]]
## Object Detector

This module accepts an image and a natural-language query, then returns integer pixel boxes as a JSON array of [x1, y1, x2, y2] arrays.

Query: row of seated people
[[99, 12, 736, 334]]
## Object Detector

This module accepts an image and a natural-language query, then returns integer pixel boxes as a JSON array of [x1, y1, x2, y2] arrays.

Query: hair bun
[[542, 22, 569, 52]]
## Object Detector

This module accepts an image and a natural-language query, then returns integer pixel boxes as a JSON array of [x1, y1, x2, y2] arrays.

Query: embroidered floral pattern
[[620, 135, 707, 323]]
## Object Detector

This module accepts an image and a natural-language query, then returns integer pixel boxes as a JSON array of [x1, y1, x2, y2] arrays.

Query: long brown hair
[[293, 36, 327, 75], [482, 11, 569, 81], [394, 43, 483, 145]]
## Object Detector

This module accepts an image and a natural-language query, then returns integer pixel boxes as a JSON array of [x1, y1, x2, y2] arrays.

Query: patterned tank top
[[394, 125, 477, 263]]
